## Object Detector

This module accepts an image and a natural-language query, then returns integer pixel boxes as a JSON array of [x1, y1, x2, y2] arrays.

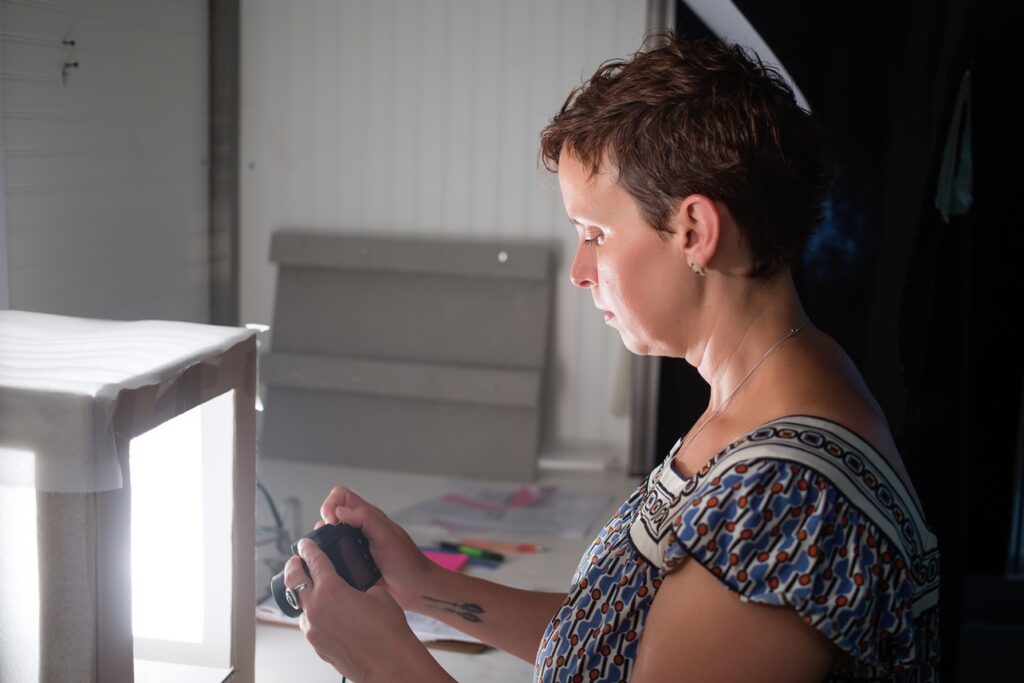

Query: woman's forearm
[[408, 564, 566, 662]]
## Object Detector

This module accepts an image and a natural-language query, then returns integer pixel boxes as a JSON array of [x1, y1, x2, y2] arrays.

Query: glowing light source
[[130, 391, 234, 675], [0, 311, 256, 682], [131, 406, 205, 642]]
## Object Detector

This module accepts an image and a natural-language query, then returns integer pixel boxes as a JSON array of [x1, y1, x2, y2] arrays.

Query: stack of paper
[[393, 481, 613, 539]]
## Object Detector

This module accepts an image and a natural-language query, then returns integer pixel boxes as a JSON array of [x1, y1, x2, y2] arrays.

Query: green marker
[[438, 542, 505, 563]]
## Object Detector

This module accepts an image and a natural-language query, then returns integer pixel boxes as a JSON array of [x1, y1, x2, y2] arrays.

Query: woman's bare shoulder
[[676, 326, 917, 500], [772, 328, 897, 452], [744, 328, 921, 503]]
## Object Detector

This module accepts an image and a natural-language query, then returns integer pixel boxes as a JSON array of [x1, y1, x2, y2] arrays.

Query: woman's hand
[[315, 486, 566, 663], [316, 486, 435, 610], [285, 539, 451, 683]]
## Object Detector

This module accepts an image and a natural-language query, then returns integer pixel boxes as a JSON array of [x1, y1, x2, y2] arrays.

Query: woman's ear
[[675, 194, 721, 272]]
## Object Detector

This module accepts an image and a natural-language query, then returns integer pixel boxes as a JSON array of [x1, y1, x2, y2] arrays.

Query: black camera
[[270, 522, 381, 617]]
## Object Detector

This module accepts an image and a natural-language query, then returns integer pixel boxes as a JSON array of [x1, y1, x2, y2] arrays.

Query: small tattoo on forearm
[[423, 596, 485, 623]]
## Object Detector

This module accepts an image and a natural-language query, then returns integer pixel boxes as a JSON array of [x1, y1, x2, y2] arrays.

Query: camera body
[[270, 522, 381, 617]]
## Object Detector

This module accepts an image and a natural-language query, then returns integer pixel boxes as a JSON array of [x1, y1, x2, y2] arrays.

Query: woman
[[284, 33, 940, 682]]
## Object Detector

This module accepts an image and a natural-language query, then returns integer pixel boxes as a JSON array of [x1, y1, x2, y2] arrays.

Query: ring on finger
[[285, 581, 312, 612]]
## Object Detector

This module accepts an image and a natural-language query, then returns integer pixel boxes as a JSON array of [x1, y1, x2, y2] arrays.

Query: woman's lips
[[603, 311, 615, 324]]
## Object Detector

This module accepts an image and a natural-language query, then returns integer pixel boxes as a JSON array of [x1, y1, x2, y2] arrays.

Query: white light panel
[[130, 390, 235, 675]]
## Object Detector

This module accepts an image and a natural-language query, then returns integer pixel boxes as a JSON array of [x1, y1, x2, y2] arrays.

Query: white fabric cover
[[0, 310, 252, 492]]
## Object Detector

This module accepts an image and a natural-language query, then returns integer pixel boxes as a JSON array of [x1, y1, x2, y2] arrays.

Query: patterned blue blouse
[[535, 415, 940, 682]]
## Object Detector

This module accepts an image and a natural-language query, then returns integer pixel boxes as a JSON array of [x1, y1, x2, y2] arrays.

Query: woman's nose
[[570, 244, 596, 288]]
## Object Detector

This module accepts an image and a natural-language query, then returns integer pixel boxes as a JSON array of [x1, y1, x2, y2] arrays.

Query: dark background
[[654, 1, 1024, 679]]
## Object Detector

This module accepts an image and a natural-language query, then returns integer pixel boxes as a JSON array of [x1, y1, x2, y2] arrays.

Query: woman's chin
[[618, 334, 652, 356]]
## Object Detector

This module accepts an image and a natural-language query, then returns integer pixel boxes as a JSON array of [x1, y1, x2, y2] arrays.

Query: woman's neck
[[685, 268, 809, 412]]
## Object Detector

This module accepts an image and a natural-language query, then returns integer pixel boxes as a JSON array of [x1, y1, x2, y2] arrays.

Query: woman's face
[[558, 152, 692, 356]]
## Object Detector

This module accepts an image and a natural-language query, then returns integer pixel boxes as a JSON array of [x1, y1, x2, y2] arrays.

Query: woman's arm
[[408, 563, 566, 661], [631, 558, 839, 683], [319, 487, 564, 661]]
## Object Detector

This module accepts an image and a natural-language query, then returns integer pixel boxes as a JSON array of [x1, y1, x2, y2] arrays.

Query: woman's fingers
[[297, 538, 341, 589], [283, 554, 312, 610], [320, 486, 363, 524], [287, 549, 424, 682], [284, 554, 309, 585], [332, 503, 370, 530], [312, 484, 432, 613], [365, 584, 393, 602], [319, 486, 386, 535]]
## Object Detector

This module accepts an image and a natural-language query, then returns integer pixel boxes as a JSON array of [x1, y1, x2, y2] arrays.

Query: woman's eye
[[583, 233, 604, 246]]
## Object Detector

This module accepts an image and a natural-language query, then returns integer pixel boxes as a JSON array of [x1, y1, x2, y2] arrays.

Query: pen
[[459, 538, 548, 554], [438, 542, 505, 562]]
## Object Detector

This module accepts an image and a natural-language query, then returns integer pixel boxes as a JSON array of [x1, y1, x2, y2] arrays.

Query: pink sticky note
[[423, 550, 469, 572]]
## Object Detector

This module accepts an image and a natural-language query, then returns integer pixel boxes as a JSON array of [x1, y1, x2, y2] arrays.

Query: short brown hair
[[540, 33, 833, 279]]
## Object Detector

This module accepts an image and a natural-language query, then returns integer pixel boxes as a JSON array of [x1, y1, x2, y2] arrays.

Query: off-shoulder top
[[535, 415, 940, 682]]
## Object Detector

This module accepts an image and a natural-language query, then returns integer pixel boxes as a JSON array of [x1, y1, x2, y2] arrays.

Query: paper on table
[[392, 480, 613, 539]]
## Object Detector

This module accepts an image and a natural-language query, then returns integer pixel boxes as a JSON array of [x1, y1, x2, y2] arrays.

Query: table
[[254, 457, 637, 682]]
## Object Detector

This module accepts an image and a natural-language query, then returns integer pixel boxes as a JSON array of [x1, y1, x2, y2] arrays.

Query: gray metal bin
[[261, 230, 554, 481]]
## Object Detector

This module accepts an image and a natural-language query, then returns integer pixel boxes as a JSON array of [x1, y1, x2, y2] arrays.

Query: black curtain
[[655, 2, 1024, 679]]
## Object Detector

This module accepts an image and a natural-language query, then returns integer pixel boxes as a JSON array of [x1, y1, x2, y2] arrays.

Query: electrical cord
[[256, 479, 295, 605], [257, 479, 284, 529], [257, 479, 293, 556]]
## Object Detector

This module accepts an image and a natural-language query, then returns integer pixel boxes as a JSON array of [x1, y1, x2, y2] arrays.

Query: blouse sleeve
[[665, 458, 939, 676]]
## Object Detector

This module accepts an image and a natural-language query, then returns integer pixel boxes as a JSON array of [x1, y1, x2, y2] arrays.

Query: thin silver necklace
[[676, 320, 810, 459]]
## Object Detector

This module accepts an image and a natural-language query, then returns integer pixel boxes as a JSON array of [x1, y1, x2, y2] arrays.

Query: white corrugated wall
[[0, 0, 209, 322], [240, 0, 647, 462]]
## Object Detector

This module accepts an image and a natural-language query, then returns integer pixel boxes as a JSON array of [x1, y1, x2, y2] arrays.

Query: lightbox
[[0, 310, 256, 683]]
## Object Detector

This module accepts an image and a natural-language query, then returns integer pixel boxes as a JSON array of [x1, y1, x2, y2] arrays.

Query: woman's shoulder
[[756, 393, 920, 512], [734, 327, 918, 504], [677, 399, 904, 490], [661, 437, 942, 680], [706, 403, 922, 517]]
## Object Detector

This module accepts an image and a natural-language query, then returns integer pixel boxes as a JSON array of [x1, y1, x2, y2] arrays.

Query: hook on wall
[[61, 26, 77, 86], [62, 61, 79, 86]]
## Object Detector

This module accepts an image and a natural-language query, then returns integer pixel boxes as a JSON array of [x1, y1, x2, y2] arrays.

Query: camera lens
[[270, 569, 302, 617], [268, 523, 381, 616]]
